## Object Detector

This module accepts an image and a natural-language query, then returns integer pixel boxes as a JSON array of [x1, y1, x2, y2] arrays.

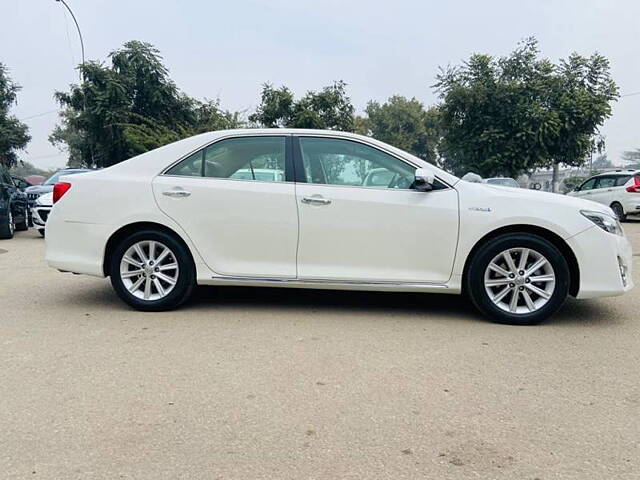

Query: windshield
[[44, 170, 87, 185]]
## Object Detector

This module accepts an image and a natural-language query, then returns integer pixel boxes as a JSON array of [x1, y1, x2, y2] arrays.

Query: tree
[[592, 154, 613, 170], [0, 63, 31, 168], [51, 41, 242, 168], [363, 96, 440, 164], [249, 81, 355, 131], [622, 149, 640, 168], [435, 38, 618, 190]]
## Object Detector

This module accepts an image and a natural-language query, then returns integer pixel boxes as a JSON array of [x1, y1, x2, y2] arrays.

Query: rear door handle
[[301, 196, 331, 205], [163, 188, 191, 198]]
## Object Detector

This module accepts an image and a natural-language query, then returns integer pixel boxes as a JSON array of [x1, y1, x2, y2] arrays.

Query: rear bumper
[[45, 214, 112, 277], [566, 226, 634, 299], [622, 198, 640, 215]]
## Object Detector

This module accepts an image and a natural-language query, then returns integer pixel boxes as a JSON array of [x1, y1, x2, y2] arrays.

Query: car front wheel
[[109, 230, 195, 311], [466, 233, 570, 325]]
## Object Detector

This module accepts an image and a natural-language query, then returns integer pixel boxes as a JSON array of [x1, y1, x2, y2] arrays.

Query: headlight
[[580, 210, 623, 236]]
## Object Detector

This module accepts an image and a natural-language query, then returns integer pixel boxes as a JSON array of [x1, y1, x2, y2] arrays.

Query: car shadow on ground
[[60, 276, 621, 328]]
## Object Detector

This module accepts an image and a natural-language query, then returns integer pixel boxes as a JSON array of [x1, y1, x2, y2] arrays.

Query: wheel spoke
[[503, 251, 518, 273], [529, 274, 555, 283], [493, 286, 512, 303], [156, 272, 177, 285], [525, 257, 547, 277], [123, 255, 142, 268], [485, 278, 512, 287], [155, 248, 170, 265], [522, 290, 535, 312], [525, 283, 551, 299], [121, 269, 144, 279], [143, 278, 152, 299], [509, 289, 520, 312], [128, 276, 145, 293], [489, 262, 510, 278], [158, 262, 178, 272], [148, 241, 156, 261], [153, 278, 165, 296], [134, 244, 148, 264], [518, 248, 530, 271]]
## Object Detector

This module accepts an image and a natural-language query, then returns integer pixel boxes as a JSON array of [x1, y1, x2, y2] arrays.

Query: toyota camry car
[[45, 129, 633, 324]]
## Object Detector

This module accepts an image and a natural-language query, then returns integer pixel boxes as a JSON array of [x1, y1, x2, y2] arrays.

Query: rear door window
[[595, 176, 616, 189]]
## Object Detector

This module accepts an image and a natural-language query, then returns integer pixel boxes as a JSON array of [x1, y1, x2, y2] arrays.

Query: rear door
[[153, 135, 299, 278], [591, 176, 617, 206], [293, 135, 459, 284]]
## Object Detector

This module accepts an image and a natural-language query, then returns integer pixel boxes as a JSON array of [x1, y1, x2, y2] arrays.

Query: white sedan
[[45, 129, 634, 324]]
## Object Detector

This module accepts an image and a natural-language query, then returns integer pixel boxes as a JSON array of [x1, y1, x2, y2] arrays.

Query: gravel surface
[[1, 221, 639, 479]]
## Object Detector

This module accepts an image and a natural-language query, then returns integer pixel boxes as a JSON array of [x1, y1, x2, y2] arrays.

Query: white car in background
[[45, 129, 633, 325], [486, 177, 520, 188], [32, 192, 53, 237], [568, 170, 640, 221]]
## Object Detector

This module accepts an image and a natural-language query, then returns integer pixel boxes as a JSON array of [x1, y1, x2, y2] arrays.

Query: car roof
[[592, 170, 639, 176]]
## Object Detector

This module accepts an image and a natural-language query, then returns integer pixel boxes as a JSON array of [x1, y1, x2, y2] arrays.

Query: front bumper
[[31, 205, 52, 228], [566, 225, 634, 299]]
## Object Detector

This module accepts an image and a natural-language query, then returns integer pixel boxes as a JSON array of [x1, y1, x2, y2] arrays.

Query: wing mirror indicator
[[414, 168, 435, 192]]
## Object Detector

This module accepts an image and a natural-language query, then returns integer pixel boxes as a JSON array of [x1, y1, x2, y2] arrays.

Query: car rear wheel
[[0, 211, 14, 239], [109, 230, 195, 311], [38, 228, 45, 237], [466, 233, 570, 325], [610, 202, 626, 222]]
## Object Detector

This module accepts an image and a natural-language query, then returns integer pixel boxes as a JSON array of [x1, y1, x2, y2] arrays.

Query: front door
[[153, 135, 298, 278], [293, 136, 459, 284]]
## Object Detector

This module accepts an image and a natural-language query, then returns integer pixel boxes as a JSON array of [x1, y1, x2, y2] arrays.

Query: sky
[[2, 0, 639, 169]]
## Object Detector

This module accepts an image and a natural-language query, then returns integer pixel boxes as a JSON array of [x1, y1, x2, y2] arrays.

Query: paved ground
[[1, 221, 639, 480]]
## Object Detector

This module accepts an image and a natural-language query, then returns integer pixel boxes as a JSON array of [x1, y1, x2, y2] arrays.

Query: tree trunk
[[551, 163, 560, 193]]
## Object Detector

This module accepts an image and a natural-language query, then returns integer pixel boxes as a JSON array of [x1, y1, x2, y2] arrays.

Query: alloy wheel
[[484, 247, 556, 314], [119, 240, 179, 301]]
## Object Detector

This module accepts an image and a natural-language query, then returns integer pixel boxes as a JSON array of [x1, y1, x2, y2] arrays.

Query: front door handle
[[301, 196, 331, 205], [163, 188, 191, 198]]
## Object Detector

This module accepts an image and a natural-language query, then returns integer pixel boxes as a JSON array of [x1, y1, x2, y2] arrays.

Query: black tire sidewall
[[611, 203, 626, 222], [109, 230, 195, 311], [466, 234, 570, 325], [0, 211, 14, 239]]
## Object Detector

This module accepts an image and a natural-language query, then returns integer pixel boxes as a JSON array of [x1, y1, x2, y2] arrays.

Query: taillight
[[53, 182, 72, 203], [626, 177, 640, 193]]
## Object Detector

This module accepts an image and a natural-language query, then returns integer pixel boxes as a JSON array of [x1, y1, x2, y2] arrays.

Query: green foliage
[[562, 175, 587, 193], [592, 154, 613, 170], [51, 41, 243, 168], [435, 38, 618, 178], [0, 63, 31, 168], [363, 96, 440, 164], [249, 81, 355, 131], [9, 161, 55, 179], [622, 149, 640, 164]]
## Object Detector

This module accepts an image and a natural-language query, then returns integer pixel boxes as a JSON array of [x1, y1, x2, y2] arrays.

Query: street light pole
[[55, 0, 85, 74], [54, 0, 94, 166]]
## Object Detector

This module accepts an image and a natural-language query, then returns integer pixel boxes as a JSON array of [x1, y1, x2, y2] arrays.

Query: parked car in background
[[567, 170, 640, 221], [24, 168, 91, 207], [45, 129, 634, 325], [32, 191, 53, 237], [0, 165, 29, 238], [24, 174, 45, 186], [11, 176, 30, 191], [486, 177, 520, 188]]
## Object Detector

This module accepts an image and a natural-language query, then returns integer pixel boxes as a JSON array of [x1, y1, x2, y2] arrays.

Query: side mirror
[[414, 168, 435, 192]]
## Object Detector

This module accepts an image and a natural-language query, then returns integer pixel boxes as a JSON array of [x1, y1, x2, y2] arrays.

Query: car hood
[[464, 182, 614, 216], [35, 192, 54, 206], [25, 185, 53, 196]]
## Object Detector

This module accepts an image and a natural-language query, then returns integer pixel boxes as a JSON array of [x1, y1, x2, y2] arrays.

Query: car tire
[[38, 228, 45, 237], [0, 211, 14, 239], [465, 233, 570, 325], [610, 202, 627, 222], [109, 229, 195, 311], [15, 213, 29, 231]]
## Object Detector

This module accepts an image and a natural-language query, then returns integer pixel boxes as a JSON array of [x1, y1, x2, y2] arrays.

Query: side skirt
[[198, 276, 459, 294]]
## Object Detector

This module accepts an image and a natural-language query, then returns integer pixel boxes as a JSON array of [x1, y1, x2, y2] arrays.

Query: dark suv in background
[[0, 165, 29, 239]]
